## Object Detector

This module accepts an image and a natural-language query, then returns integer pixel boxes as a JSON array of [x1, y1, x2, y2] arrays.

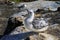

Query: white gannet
[[24, 9, 49, 32]]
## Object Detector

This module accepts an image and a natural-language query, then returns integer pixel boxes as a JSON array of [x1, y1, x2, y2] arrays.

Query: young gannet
[[24, 9, 49, 32]]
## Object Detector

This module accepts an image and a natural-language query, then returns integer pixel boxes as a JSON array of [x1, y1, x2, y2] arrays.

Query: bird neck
[[25, 12, 34, 22]]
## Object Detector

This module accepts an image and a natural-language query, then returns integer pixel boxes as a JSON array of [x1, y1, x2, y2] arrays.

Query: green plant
[[10, 0, 22, 3]]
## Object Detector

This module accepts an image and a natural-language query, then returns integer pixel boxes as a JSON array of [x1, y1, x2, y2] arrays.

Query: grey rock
[[16, 1, 60, 11]]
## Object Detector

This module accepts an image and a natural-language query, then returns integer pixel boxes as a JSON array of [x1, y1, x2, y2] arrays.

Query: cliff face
[[0, 5, 15, 35], [0, 1, 60, 40], [0, 17, 8, 35]]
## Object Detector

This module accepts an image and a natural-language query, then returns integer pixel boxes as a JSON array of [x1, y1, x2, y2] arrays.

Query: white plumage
[[24, 9, 49, 32], [39, 18, 48, 27]]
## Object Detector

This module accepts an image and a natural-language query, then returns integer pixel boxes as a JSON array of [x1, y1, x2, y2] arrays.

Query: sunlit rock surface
[[16, 1, 60, 11]]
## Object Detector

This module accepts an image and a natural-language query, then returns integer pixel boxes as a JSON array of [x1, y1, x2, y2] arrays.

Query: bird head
[[27, 9, 34, 14]]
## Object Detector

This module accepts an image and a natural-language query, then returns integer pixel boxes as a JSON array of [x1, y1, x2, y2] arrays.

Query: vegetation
[[10, 0, 37, 2], [10, 0, 60, 2], [10, 0, 22, 3]]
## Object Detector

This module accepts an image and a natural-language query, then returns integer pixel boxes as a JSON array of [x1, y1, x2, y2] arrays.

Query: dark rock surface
[[0, 31, 37, 40]]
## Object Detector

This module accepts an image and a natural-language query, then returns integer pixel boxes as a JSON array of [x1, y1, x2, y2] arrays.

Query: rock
[[16, 1, 60, 11], [0, 17, 8, 35]]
